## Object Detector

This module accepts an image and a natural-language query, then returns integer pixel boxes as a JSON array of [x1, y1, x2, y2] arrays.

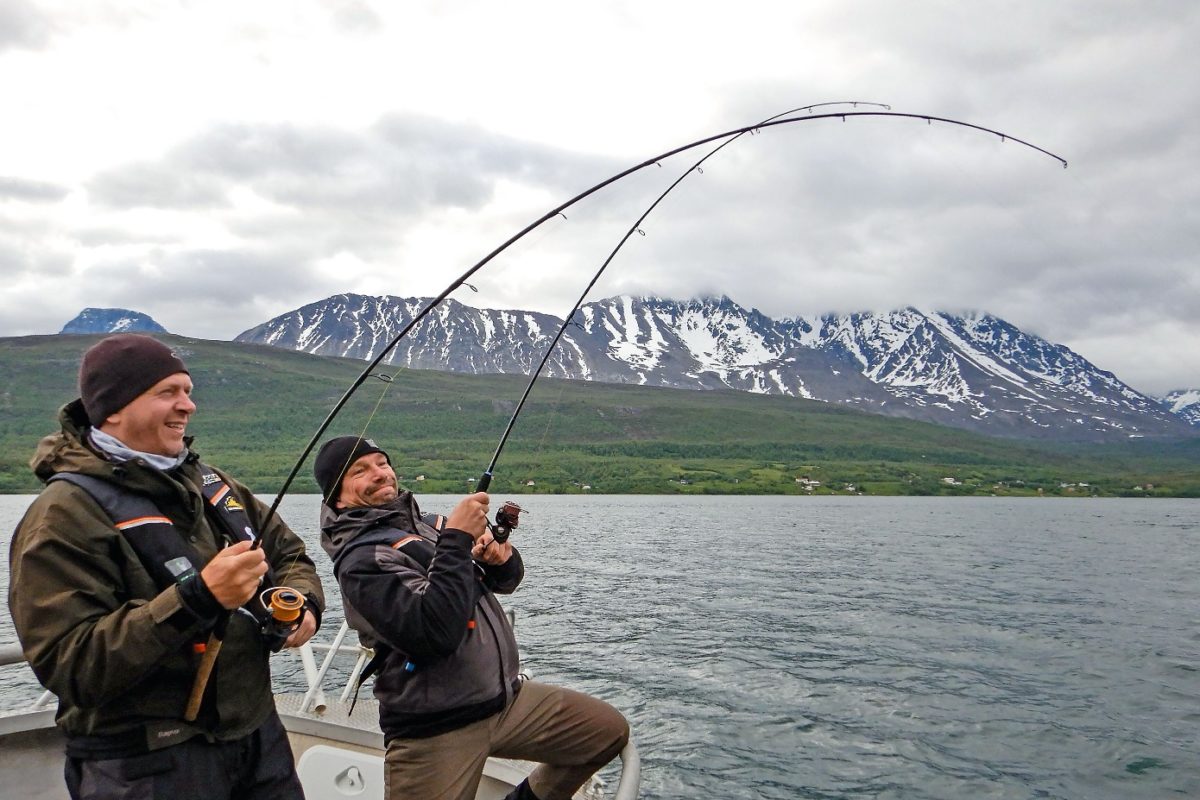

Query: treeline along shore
[[1, 334, 1197, 497]]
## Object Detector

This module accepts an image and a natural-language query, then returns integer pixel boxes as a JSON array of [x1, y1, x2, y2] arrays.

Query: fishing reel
[[258, 586, 306, 652], [489, 501, 527, 544]]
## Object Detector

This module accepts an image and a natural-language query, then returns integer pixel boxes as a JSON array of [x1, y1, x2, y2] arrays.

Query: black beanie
[[314, 435, 391, 504], [79, 334, 190, 426]]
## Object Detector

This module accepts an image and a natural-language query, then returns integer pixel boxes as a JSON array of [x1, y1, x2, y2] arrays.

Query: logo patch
[[164, 556, 196, 580], [202, 473, 221, 486], [224, 497, 244, 513]]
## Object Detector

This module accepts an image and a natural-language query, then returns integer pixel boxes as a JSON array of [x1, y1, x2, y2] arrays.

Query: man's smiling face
[[100, 373, 195, 456], [337, 452, 398, 509]]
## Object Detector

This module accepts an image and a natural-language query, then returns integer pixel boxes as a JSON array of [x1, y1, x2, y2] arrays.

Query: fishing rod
[[186, 110, 1066, 712], [473, 102, 895, 523], [264, 109, 1067, 521], [473, 114, 1070, 539]]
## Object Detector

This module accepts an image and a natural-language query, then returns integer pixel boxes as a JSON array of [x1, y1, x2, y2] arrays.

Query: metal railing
[[0, 643, 23, 665], [0, 642, 55, 710]]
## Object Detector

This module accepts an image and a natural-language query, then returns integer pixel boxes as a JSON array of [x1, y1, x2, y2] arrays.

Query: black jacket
[[320, 491, 524, 740]]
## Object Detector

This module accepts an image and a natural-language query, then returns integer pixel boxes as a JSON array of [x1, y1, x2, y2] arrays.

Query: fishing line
[[186, 105, 1067, 711], [518, 374, 570, 491], [473, 102, 894, 491]]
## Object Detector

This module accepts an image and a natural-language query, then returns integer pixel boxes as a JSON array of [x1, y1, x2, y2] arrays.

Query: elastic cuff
[[439, 529, 475, 548], [176, 576, 223, 622]]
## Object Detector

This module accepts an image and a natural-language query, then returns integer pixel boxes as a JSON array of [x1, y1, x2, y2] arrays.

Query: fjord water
[[2, 495, 1196, 799]]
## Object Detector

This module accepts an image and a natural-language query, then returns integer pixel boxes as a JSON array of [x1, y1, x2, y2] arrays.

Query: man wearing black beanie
[[316, 435, 629, 800], [8, 333, 324, 800]]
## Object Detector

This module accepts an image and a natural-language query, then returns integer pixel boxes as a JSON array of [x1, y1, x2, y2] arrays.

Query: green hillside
[[1, 334, 1197, 497]]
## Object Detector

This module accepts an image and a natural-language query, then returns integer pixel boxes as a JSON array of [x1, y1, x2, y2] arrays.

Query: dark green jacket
[[7, 400, 324, 748]]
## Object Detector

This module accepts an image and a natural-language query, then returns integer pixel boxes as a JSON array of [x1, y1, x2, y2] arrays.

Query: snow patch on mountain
[[1162, 389, 1200, 426], [925, 311, 1033, 389]]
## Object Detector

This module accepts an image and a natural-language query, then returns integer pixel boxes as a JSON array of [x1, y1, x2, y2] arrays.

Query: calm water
[[2, 494, 1197, 799]]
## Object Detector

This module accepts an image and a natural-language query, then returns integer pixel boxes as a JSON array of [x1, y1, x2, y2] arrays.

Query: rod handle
[[183, 632, 223, 722], [475, 472, 492, 493]]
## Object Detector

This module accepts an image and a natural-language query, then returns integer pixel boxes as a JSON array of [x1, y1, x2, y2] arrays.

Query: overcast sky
[[1, 1, 1196, 396]]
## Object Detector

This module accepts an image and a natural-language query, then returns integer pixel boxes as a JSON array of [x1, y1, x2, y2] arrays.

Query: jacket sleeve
[[337, 528, 482, 661], [232, 475, 326, 624], [7, 483, 211, 708], [481, 547, 523, 595]]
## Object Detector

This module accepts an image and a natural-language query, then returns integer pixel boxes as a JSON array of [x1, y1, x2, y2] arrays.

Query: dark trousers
[[64, 712, 304, 800]]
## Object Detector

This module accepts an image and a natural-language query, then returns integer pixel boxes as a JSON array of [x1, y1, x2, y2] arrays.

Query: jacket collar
[[319, 490, 422, 561]]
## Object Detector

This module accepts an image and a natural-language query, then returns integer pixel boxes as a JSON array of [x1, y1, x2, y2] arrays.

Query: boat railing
[[0, 641, 25, 666], [287, 618, 641, 800], [0, 641, 55, 710], [292, 618, 359, 714]]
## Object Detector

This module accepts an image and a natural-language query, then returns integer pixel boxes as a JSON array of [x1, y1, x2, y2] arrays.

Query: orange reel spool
[[263, 587, 305, 623]]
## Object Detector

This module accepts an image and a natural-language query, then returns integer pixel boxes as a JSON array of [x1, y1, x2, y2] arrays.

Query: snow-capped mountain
[[61, 308, 167, 335], [235, 293, 1196, 441], [1162, 390, 1200, 427], [234, 294, 580, 375]]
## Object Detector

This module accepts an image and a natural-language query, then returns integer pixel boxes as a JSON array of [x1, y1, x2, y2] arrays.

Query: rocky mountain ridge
[[232, 293, 1197, 442]]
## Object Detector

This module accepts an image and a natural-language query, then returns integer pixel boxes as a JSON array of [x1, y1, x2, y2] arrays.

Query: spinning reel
[[489, 501, 527, 544]]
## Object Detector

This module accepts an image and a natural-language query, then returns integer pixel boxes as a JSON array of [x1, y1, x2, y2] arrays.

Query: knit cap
[[314, 435, 391, 504], [79, 334, 190, 426]]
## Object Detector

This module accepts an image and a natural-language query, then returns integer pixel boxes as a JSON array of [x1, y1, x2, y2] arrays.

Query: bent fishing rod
[[473, 102, 892, 507], [186, 109, 1066, 714], [264, 109, 1067, 522]]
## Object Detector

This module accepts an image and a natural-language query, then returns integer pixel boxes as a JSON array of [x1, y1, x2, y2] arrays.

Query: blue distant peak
[[60, 308, 168, 334]]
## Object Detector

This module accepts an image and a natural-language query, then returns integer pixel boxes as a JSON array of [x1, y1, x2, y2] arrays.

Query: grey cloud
[[0, 234, 76, 334], [0, 238, 33, 275], [327, 0, 384, 35], [173, 123, 357, 181], [74, 226, 181, 247], [91, 116, 618, 221], [75, 247, 347, 338], [368, 113, 619, 206], [78, 115, 630, 286], [0, 220, 72, 279], [88, 164, 229, 209], [0, 0, 54, 53], [0, 176, 69, 202], [1063, 327, 1200, 398], [86, 248, 322, 303]]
